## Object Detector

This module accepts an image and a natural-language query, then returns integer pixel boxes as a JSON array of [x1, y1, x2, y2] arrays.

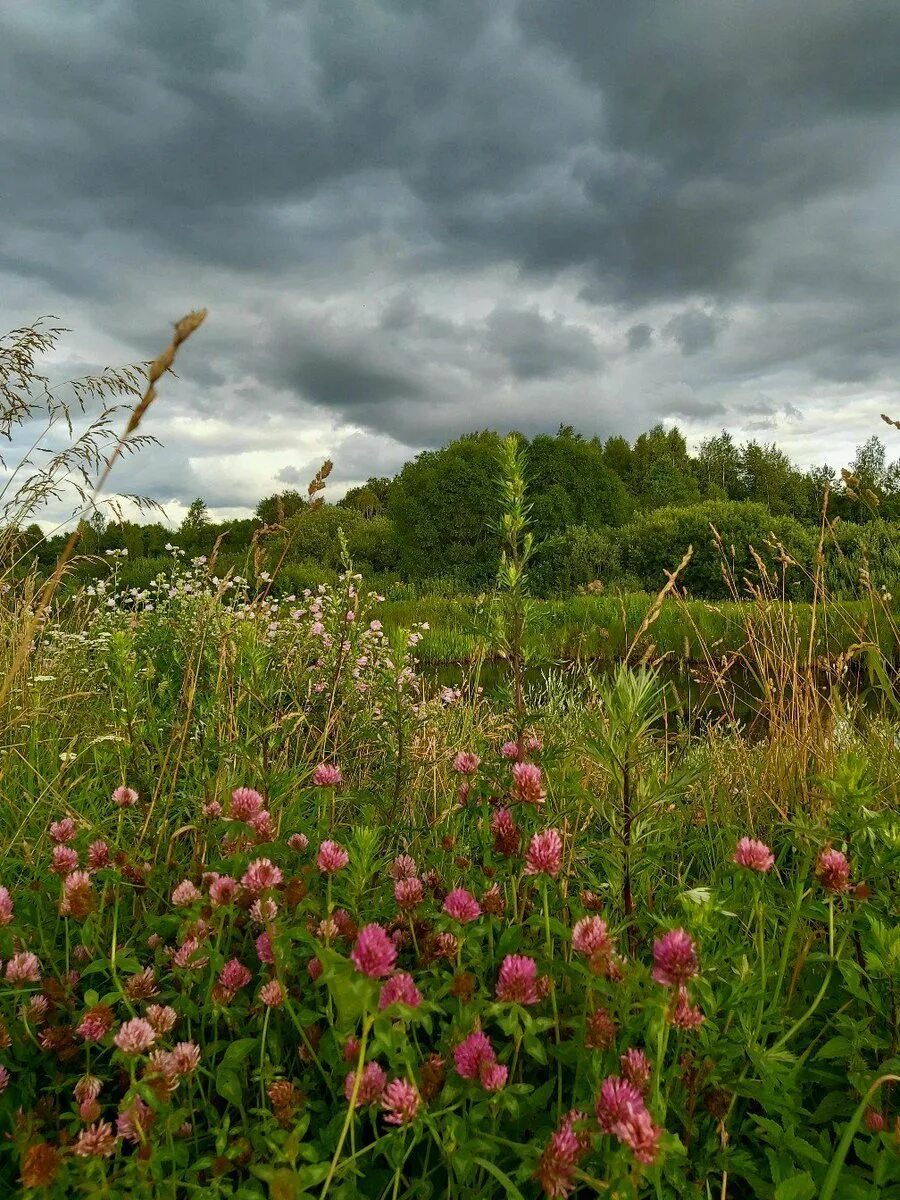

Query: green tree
[[525, 429, 631, 537], [255, 490, 305, 525]]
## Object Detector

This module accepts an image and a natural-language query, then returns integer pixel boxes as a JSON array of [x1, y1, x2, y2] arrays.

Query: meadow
[[0, 321, 898, 1198]]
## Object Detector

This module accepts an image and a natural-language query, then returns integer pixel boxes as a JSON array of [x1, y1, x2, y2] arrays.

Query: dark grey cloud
[[1, 0, 898, 515]]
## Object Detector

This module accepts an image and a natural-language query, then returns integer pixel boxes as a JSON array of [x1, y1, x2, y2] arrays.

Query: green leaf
[[774, 1172, 816, 1200], [215, 1066, 244, 1106], [221, 1037, 258, 1068], [472, 1157, 526, 1199]]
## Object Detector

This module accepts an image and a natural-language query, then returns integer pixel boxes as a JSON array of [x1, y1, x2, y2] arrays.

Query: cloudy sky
[[2, 0, 899, 525]]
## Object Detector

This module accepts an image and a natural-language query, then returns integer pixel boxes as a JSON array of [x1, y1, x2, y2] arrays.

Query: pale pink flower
[[49, 817, 76, 844], [241, 858, 282, 894], [524, 828, 563, 878], [512, 761, 545, 804], [249, 810, 274, 840], [113, 786, 138, 808], [618, 1105, 662, 1164], [169, 1042, 201, 1075], [817, 848, 851, 893], [595, 1076, 644, 1134], [73, 1121, 117, 1157], [501, 740, 521, 760], [117, 1097, 153, 1142], [87, 841, 109, 870], [114, 1018, 156, 1055], [229, 787, 265, 821], [256, 932, 274, 964], [342, 1036, 361, 1062], [345, 1061, 386, 1105], [209, 875, 238, 906], [172, 880, 201, 907], [390, 854, 417, 881], [733, 837, 775, 872], [307, 956, 323, 980], [259, 979, 285, 1007], [394, 876, 424, 910], [620, 1048, 652, 1094], [312, 764, 342, 787], [51, 845, 78, 875], [535, 1111, 590, 1199], [526, 736, 543, 753], [572, 916, 612, 959], [0, 886, 13, 926], [219, 959, 252, 991], [652, 928, 699, 987], [172, 938, 208, 970], [6, 952, 40, 984], [443, 888, 481, 922], [496, 954, 539, 1004], [60, 871, 93, 916], [433, 931, 459, 959], [351, 924, 397, 978], [378, 972, 422, 1010], [316, 840, 349, 873], [287, 833, 309, 852], [26, 995, 49, 1024], [381, 1078, 420, 1125], [74, 1075, 102, 1104], [453, 751, 480, 775], [77, 1007, 113, 1042], [202, 799, 223, 818], [250, 897, 278, 923], [480, 1061, 508, 1091], [146, 1005, 178, 1035]]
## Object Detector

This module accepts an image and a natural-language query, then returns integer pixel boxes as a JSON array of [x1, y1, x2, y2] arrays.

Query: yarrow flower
[[733, 837, 775, 872], [652, 928, 699, 987], [351, 924, 397, 978], [378, 972, 422, 1010], [512, 761, 545, 804], [316, 840, 349, 873], [312, 764, 342, 787], [524, 828, 563, 878], [114, 1018, 156, 1055], [381, 1078, 420, 1125], [112, 786, 138, 808], [817, 848, 851, 893], [453, 751, 480, 775], [496, 955, 540, 1005], [443, 888, 481, 922], [345, 1060, 387, 1105], [241, 858, 282, 894]]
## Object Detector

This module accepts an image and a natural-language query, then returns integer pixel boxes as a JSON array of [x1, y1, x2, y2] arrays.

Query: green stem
[[820, 1074, 900, 1200]]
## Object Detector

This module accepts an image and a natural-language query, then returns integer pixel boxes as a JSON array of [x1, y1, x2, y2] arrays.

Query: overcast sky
[[2, 0, 899, 525]]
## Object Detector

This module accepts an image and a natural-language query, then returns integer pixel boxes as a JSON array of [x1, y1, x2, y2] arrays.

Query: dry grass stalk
[[625, 545, 693, 664], [307, 459, 333, 508]]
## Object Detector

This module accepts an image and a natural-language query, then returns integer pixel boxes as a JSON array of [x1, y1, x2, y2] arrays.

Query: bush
[[529, 525, 621, 596]]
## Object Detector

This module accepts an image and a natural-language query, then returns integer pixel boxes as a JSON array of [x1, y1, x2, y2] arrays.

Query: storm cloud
[[1, 0, 898, 522]]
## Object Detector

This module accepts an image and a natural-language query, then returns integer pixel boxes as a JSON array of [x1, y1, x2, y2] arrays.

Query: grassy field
[[0, 553, 897, 1199]]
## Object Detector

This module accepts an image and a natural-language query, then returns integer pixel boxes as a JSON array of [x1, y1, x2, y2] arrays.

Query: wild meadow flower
[[268, 1080, 304, 1123], [145, 1005, 177, 1035], [74, 1075, 102, 1104], [865, 1108, 887, 1132], [443, 887, 481, 922], [114, 1018, 156, 1055], [249, 810, 274, 840], [87, 841, 109, 870], [572, 915, 612, 960], [20, 1143, 62, 1188], [381, 1078, 420, 1125], [172, 880, 201, 907], [49, 818, 76, 844], [72, 1121, 117, 1158], [501, 740, 521, 760], [454, 1031, 495, 1079], [491, 807, 520, 857], [256, 932, 274, 964], [511, 761, 545, 804], [77, 1004, 114, 1042], [524, 828, 563, 878], [229, 787, 265, 821], [535, 1111, 590, 1199], [351, 924, 397, 977], [0, 886, 13, 926], [51, 845, 79, 875], [6, 952, 41, 985], [496, 955, 540, 1005], [586, 1006, 617, 1050], [202, 799, 223, 819], [453, 751, 480, 775], [733, 837, 775, 872], [390, 854, 417, 880], [125, 967, 158, 1002], [652, 928, 699, 987], [117, 1097, 154, 1142], [817, 848, 852, 893], [0, 1065, 8, 1093], [219, 959, 252, 991], [308, 956, 323, 980], [287, 833, 309, 852], [173, 939, 209, 970], [394, 876, 424, 911], [251, 897, 278, 923], [378, 972, 422, 1010], [433, 932, 459, 960], [481, 883, 505, 915], [209, 875, 238, 906], [60, 871, 93, 918], [345, 1061, 387, 1105], [260, 979, 286, 1007], [480, 1061, 508, 1091], [169, 1042, 201, 1075], [312, 764, 343, 787], [342, 1036, 361, 1062], [26, 995, 49, 1024], [316, 840, 349, 873], [595, 1076, 645, 1133], [616, 1105, 662, 1164], [620, 1048, 652, 1094], [670, 986, 705, 1029], [113, 786, 138, 808], [241, 858, 283, 894]]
